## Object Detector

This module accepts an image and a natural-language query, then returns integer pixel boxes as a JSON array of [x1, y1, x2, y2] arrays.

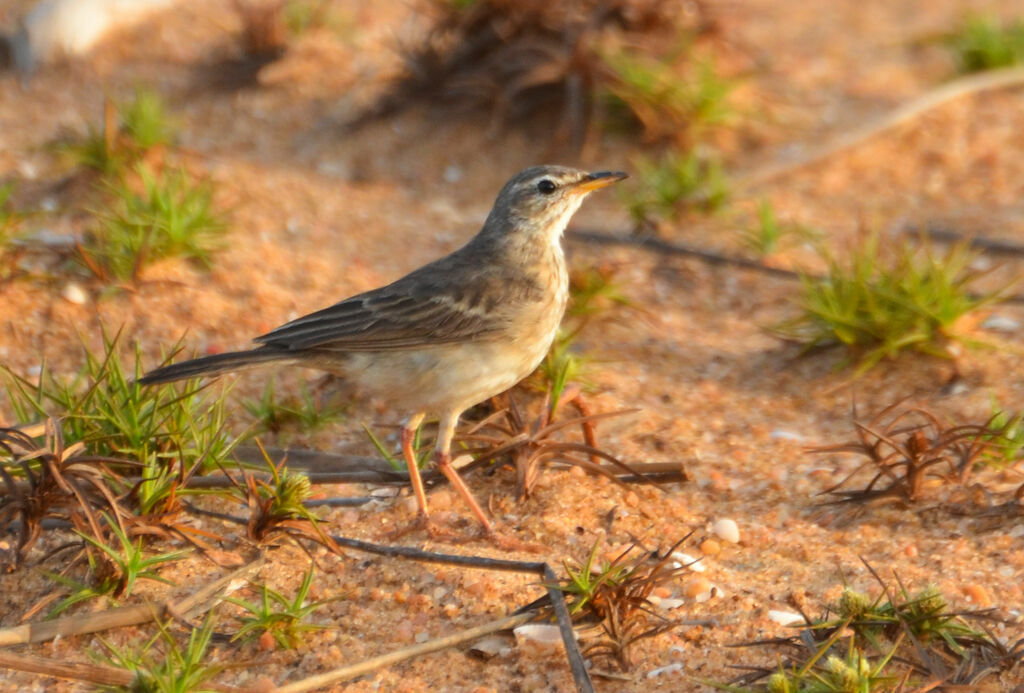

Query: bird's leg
[[434, 412, 494, 534], [401, 412, 429, 525]]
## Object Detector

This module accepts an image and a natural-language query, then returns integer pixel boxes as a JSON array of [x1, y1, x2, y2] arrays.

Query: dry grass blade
[[543, 535, 695, 672], [812, 402, 1008, 507], [350, 0, 714, 147], [461, 389, 651, 500], [0, 420, 131, 567], [216, 442, 340, 553], [274, 611, 536, 693], [0, 556, 263, 645]]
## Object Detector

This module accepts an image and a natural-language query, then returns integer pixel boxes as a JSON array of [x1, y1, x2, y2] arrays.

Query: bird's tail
[[137, 348, 290, 385]]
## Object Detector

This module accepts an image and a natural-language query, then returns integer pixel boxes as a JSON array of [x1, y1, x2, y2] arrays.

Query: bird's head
[[481, 165, 627, 245]]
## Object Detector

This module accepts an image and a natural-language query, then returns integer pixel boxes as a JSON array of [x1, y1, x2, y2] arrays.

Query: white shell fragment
[[712, 518, 740, 543], [768, 610, 804, 626], [61, 282, 88, 305], [469, 635, 512, 659], [513, 624, 570, 645], [647, 662, 684, 678], [671, 551, 706, 572]]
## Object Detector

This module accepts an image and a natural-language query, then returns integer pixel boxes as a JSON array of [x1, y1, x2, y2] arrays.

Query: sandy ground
[[1, 1, 1024, 691]]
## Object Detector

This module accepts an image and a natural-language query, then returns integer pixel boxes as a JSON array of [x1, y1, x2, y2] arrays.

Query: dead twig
[[273, 611, 537, 693], [0, 650, 245, 692], [0, 555, 263, 646], [734, 65, 1024, 191]]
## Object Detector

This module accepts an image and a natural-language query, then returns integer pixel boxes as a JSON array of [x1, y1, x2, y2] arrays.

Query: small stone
[[963, 584, 992, 608], [700, 539, 721, 556], [624, 491, 640, 507], [684, 577, 712, 599], [982, 315, 1021, 332], [258, 631, 276, 651], [712, 518, 740, 543], [414, 631, 430, 643], [443, 165, 463, 183], [770, 429, 805, 441], [904, 544, 918, 558], [61, 282, 88, 305], [768, 610, 804, 626]]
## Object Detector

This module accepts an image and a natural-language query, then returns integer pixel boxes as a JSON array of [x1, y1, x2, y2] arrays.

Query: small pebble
[[624, 491, 640, 507], [700, 539, 721, 556], [982, 315, 1021, 332], [712, 518, 740, 543], [684, 577, 712, 599], [61, 282, 88, 305], [963, 584, 992, 608], [258, 631, 276, 651], [904, 544, 918, 558], [415, 631, 430, 643], [443, 165, 463, 183], [768, 610, 804, 626], [770, 429, 806, 441]]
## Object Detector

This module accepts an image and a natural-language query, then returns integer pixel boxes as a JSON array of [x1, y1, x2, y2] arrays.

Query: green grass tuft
[[771, 235, 1006, 374], [80, 165, 227, 281], [620, 150, 729, 225], [947, 14, 1024, 73], [2, 329, 242, 489], [228, 565, 335, 649]]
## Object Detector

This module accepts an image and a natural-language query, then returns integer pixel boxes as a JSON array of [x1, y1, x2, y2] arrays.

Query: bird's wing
[[255, 259, 529, 352]]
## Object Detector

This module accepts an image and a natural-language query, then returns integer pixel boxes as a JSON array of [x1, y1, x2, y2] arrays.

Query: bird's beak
[[569, 170, 628, 195]]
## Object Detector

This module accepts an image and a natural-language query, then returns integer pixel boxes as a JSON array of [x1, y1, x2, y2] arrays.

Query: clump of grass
[[723, 566, 1021, 691], [353, 1, 721, 148], [50, 512, 189, 615], [601, 50, 736, 145], [0, 420, 127, 566], [228, 565, 335, 649], [244, 378, 346, 438], [224, 450, 338, 551], [813, 402, 1019, 507], [771, 234, 1005, 374], [3, 330, 240, 479], [100, 614, 222, 693], [739, 200, 821, 257], [621, 150, 729, 226], [0, 182, 26, 279], [79, 164, 227, 282], [982, 396, 1024, 468], [2, 330, 242, 541], [548, 537, 691, 671], [946, 14, 1024, 73], [61, 88, 175, 176]]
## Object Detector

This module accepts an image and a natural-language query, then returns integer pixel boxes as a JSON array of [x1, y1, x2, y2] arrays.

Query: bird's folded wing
[[255, 284, 505, 352]]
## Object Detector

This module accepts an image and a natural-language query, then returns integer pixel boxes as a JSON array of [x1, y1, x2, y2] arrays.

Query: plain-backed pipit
[[139, 165, 626, 537]]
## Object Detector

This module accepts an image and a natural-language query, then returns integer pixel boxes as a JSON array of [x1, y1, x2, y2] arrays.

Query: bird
[[139, 165, 627, 538]]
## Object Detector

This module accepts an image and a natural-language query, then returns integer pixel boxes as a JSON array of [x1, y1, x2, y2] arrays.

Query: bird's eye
[[536, 179, 556, 194]]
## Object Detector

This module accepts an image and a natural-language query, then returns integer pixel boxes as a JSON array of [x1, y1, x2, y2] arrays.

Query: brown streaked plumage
[[139, 165, 627, 538]]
